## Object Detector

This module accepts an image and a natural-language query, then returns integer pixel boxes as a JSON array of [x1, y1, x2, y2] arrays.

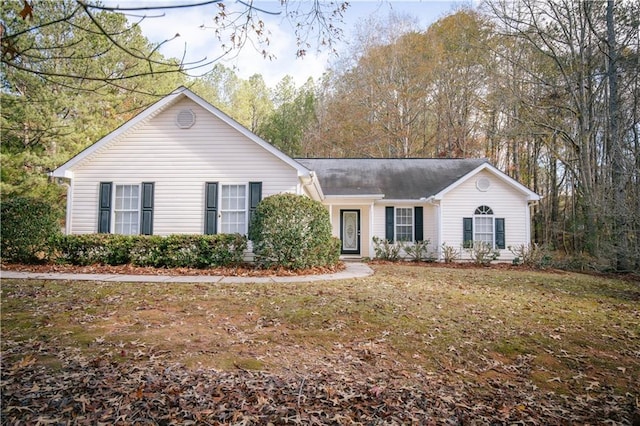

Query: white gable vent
[[476, 177, 491, 192], [176, 109, 196, 129]]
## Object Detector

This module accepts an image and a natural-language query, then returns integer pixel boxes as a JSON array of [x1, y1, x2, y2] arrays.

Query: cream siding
[[370, 203, 438, 259], [68, 98, 300, 235], [423, 203, 438, 256], [439, 169, 531, 261], [372, 204, 387, 241]]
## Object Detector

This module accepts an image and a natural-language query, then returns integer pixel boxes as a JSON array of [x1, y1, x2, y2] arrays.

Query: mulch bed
[[3, 260, 638, 282], [0, 262, 346, 277]]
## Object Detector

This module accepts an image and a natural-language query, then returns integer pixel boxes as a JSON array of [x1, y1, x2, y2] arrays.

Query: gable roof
[[296, 158, 489, 199], [51, 86, 311, 179], [432, 161, 540, 201]]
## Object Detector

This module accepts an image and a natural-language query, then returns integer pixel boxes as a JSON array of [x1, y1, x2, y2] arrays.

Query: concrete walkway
[[0, 262, 373, 284]]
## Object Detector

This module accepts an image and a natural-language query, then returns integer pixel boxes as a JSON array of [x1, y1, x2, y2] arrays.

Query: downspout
[[64, 181, 72, 235], [437, 202, 442, 261], [50, 175, 72, 234], [526, 198, 540, 244], [369, 201, 375, 259]]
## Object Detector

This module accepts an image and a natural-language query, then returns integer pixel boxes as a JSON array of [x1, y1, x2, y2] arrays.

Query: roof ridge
[[296, 157, 484, 161]]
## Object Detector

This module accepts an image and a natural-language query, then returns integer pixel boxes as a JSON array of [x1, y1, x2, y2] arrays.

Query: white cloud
[[104, 1, 471, 88], [213, 13, 332, 87], [125, 1, 328, 87]]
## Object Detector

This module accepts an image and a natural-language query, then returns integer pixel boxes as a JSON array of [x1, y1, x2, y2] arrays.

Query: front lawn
[[2, 264, 639, 423]]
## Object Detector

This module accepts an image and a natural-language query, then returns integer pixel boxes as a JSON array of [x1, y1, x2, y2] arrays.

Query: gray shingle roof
[[296, 158, 488, 199]]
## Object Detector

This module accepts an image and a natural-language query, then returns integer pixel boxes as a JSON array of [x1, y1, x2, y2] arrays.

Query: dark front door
[[340, 210, 360, 255]]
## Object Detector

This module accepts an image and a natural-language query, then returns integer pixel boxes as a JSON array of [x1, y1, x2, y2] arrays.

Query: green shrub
[[155, 234, 247, 268], [508, 243, 552, 269], [161, 235, 200, 268], [372, 236, 401, 261], [54, 234, 134, 265], [441, 243, 460, 263], [466, 241, 500, 265], [202, 233, 247, 267], [249, 193, 337, 269], [129, 236, 166, 267], [312, 236, 342, 267], [403, 239, 434, 262], [53, 233, 246, 268], [1, 196, 61, 263], [131, 234, 247, 268]]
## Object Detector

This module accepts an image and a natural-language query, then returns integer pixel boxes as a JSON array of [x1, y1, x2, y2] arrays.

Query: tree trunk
[[606, 0, 630, 271]]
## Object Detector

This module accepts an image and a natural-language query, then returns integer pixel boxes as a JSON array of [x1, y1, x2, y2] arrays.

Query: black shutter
[[495, 218, 505, 249], [248, 182, 262, 236], [463, 217, 473, 248], [204, 182, 218, 234], [140, 182, 154, 235], [385, 206, 395, 242], [98, 182, 112, 233], [414, 206, 423, 242]]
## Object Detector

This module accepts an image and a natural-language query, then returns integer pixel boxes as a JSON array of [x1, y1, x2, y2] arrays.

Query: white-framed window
[[464, 206, 505, 250], [114, 184, 140, 235], [220, 184, 247, 234], [385, 206, 423, 243], [395, 207, 414, 242], [474, 205, 494, 246]]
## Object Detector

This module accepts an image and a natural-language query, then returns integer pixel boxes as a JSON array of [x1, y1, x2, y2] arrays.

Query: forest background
[[1, 0, 639, 272]]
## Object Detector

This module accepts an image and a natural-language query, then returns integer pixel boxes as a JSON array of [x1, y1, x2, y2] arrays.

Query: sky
[[105, 1, 472, 87]]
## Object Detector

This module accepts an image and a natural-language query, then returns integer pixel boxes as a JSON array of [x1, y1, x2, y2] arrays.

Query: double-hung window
[[385, 206, 423, 242], [473, 205, 494, 245], [204, 181, 262, 235], [395, 207, 414, 242], [98, 182, 154, 235], [220, 184, 247, 234], [463, 205, 505, 249], [114, 184, 140, 235]]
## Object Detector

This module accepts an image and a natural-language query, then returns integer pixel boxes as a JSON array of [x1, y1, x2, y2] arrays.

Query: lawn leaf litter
[[3, 336, 637, 424], [2, 263, 639, 424]]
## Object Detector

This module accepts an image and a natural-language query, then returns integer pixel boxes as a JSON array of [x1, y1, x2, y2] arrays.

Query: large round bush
[[1, 196, 61, 263], [249, 193, 339, 269]]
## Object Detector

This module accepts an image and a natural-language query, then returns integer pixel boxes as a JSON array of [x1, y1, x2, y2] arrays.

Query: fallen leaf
[[19, 0, 33, 20]]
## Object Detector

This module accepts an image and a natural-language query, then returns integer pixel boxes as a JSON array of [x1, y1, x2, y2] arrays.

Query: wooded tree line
[[307, 1, 640, 272], [2, 1, 638, 271]]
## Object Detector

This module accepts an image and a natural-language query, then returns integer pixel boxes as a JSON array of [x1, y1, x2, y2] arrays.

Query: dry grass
[[2, 263, 639, 422]]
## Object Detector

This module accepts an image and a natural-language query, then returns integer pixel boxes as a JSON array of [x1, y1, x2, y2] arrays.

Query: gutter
[[301, 171, 325, 201]]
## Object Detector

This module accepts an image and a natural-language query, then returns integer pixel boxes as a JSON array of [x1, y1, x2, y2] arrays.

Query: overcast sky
[[109, 1, 471, 87]]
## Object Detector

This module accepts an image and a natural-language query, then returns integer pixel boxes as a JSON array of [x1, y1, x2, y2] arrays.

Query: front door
[[340, 210, 360, 255]]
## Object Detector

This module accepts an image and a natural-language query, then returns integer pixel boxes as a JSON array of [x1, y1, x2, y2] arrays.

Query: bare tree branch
[[1, 0, 347, 95]]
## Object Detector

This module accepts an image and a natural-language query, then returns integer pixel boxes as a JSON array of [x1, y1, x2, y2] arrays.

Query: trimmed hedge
[[52, 234, 134, 266], [54, 233, 247, 268], [1, 197, 61, 264], [250, 193, 340, 269]]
